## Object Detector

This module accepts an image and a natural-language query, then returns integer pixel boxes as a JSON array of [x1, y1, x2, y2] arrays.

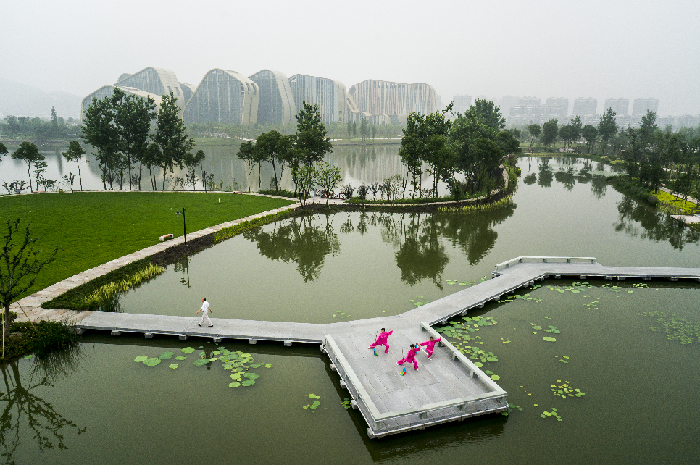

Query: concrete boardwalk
[[74, 256, 700, 438]]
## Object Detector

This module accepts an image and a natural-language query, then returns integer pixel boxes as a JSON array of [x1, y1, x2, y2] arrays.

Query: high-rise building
[[248, 70, 296, 125], [500, 96, 522, 116], [450, 95, 472, 115], [117, 67, 186, 110], [348, 80, 437, 118], [632, 98, 659, 116], [288, 74, 348, 124], [183, 69, 259, 125], [521, 96, 541, 107], [546, 98, 569, 120], [572, 98, 597, 116], [603, 98, 629, 116]]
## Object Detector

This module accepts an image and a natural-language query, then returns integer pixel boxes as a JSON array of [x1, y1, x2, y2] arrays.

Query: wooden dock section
[[74, 256, 700, 438]]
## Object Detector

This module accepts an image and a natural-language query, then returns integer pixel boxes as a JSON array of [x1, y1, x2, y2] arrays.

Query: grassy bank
[[0, 192, 294, 299]]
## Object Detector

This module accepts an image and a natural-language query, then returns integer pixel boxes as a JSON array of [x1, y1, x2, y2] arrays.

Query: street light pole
[[176, 207, 187, 244]]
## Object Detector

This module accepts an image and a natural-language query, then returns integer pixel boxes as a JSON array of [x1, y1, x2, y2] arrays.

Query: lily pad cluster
[[541, 408, 563, 421], [436, 316, 499, 368], [303, 394, 321, 411], [341, 398, 351, 410], [498, 292, 543, 304], [551, 380, 585, 399], [640, 311, 700, 345], [333, 311, 351, 319], [133, 346, 271, 388]]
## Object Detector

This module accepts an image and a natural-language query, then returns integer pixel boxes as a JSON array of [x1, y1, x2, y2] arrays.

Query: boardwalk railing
[[494, 255, 597, 272]]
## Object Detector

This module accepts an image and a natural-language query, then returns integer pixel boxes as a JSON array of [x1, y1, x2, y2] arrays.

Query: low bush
[[2, 320, 79, 360]]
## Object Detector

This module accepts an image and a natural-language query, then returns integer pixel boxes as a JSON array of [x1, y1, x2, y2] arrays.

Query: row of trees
[[399, 99, 520, 198], [525, 108, 642, 156], [81, 89, 208, 191], [0, 109, 80, 142], [236, 102, 335, 201]]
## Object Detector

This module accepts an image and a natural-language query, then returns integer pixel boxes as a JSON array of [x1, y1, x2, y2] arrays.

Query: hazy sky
[[2, 0, 698, 115]]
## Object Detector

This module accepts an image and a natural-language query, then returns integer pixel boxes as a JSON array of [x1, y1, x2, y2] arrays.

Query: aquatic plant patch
[[639, 311, 700, 344], [303, 394, 321, 411], [79, 264, 165, 311], [541, 408, 563, 421], [551, 380, 585, 399], [133, 345, 271, 388]]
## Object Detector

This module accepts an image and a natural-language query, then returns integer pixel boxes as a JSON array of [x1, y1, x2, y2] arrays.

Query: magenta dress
[[369, 330, 393, 353], [419, 338, 441, 358], [397, 347, 421, 369]]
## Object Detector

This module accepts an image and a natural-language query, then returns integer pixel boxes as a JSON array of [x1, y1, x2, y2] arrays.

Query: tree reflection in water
[[0, 346, 87, 464], [243, 214, 340, 282], [614, 196, 700, 250]]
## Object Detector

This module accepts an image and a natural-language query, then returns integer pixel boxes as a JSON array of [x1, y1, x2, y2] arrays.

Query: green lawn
[[0, 192, 294, 298]]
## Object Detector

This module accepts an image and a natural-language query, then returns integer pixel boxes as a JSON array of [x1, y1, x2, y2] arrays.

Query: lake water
[[2, 157, 699, 464], [0, 141, 424, 194]]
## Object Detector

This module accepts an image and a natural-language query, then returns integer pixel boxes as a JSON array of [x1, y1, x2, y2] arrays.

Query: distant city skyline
[[1, 0, 698, 119]]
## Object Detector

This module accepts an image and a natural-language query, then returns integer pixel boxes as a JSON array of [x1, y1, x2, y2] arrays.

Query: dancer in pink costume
[[397, 344, 421, 370], [369, 328, 393, 353], [419, 336, 442, 358]]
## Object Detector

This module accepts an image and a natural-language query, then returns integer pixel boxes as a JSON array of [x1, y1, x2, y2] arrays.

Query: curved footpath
[[11, 196, 700, 439]]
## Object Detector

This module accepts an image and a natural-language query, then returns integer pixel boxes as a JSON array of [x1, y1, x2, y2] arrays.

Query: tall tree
[[0, 142, 7, 160], [541, 119, 559, 148], [293, 103, 332, 166], [11, 142, 44, 193], [570, 115, 582, 143], [113, 88, 156, 190], [582, 125, 598, 154], [400, 105, 453, 197], [598, 107, 618, 156], [527, 124, 541, 150], [62, 141, 86, 191], [154, 93, 194, 190], [0, 219, 59, 352], [81, 95, 121, 189], [463, 99, 506, 130], [256, 130, 291, 191]]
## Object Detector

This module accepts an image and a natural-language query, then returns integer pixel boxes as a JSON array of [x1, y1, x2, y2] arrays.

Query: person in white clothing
[[196, 297, 213, 327]]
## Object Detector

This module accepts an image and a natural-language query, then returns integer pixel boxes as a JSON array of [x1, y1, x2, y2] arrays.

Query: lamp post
[[175, 207, 187, 244]]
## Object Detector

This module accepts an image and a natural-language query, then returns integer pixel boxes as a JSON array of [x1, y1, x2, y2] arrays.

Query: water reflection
[[0, 346, 87, 464], [243, 202, 516, 289], [174, 255, 192, 288], [614, 196, 700, 250], [243, 214, 341, 282]]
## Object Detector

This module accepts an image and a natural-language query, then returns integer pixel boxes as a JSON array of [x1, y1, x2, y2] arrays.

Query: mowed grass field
[[0, 192, 295, 299]]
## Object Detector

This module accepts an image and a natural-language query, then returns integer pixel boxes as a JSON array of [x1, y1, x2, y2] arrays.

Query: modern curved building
[[349, 80, 437, 120], [180, 83, 196, 107], [248, 70, 296, 125], [116, 67, 186, 109], [183, 69, 259, 125], [81, 85, 162, 120], [288, 74, 349, 124]]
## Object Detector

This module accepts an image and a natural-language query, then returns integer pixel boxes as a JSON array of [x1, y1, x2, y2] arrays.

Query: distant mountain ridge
[[0, 77, 82, 119]]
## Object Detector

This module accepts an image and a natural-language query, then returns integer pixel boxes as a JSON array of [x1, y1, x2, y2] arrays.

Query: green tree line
[[399, 99, 521, 199]]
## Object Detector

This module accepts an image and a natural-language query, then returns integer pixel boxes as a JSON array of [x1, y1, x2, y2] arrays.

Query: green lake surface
[[2, 156, 699, 464]]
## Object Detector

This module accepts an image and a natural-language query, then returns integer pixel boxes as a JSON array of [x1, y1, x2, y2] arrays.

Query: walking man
[[196, 297, 213, 327]]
